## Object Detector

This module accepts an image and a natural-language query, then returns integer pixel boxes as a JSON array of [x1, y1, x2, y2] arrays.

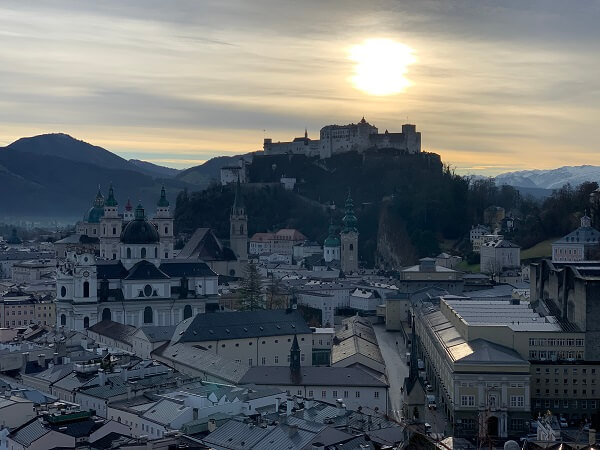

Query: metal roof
[[240, 366, 388, 387], [175, 310, 312, 343]]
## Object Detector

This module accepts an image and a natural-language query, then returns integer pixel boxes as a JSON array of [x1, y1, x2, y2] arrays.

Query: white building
[[552, 214, 600, 262], [470, 225, 491, 253], [480, 239, 520, 275], [264, 118, 421, 159], [348, 288, 382, 312], [55, 203, 219, 332]]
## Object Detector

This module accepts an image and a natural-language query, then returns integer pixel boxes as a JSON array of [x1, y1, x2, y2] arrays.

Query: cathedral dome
[[86, 188, 105, 223], [120, 203, 160, 244]]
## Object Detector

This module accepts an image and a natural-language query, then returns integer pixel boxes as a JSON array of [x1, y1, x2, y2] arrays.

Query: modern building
[[55, 202, 219, 331], [552, 214, 600, 262]]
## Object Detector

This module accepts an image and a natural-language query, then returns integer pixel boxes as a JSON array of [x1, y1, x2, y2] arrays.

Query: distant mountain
[[176, 153, 254, 188], [495, 165, 600, 190], [129, 159, 180, 178], [0, 134, 189, 218]]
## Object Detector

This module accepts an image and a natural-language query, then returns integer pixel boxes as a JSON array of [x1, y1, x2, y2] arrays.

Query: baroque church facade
[[57, 186, 220, 331]]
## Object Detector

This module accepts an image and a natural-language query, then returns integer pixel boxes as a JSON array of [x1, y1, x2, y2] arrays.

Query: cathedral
[[57, 186, 220, 331]]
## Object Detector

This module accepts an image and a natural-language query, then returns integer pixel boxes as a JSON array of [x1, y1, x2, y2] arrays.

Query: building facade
[[552, 214, 600, 262], [55, 203, 219, 331]]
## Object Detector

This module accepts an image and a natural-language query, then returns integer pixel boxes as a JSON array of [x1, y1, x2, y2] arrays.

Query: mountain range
[[494, 165, 600, 190], [0, 133, 243, 219]]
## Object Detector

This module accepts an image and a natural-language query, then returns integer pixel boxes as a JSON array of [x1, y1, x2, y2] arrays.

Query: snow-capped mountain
[[494, 165, 600, 190]]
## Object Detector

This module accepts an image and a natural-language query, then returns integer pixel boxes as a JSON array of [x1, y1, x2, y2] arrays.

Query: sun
[[349, 38, 415, 96]]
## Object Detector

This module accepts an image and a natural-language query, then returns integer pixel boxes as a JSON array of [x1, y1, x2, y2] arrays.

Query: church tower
[[153, 186, 174, 259], [100, 184, 122, 260], [289, 335, 302, 384], [323, 218, 341, 263], [230, 179, 248, 261], [123, 199, 134, 222], [340, 190, 359, 273]]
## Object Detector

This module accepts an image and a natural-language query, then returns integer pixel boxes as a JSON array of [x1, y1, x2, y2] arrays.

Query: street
[[373, 323, 409, 421]]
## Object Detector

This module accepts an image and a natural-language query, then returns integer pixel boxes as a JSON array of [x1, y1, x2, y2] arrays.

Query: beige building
[[0, 295, 36, 327], [414, 302, 531, 439], [398, 258, 464, 294], [168, 310, 314, 367]]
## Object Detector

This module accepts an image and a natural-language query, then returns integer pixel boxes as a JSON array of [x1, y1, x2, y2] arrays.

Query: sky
[[1, 0, 599, 175]]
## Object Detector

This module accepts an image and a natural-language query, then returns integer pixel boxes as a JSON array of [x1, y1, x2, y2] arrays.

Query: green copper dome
[[105, 184, 118, 207], [85, 188, 105, 223], [342, 191, 358, 233], [324, 221, 340, 247], [157, 186, 170, 207]]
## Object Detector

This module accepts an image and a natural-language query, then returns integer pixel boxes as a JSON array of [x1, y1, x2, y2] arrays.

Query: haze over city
[[1, 0, 599, 175]]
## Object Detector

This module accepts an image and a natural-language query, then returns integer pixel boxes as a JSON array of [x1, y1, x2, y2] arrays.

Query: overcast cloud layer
[[1, 0, 599, 174]]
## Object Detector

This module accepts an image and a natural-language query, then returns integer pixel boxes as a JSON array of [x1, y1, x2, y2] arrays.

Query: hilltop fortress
[[263, 117, 421, 159]]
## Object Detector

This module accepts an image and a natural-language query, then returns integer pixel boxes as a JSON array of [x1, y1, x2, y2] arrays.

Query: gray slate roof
[[174, 310, 311, 343], [138, 325, 176, 342], [10, 418, 49, 446], [87, 320, 136, 345], [456, 339, 528, 365]]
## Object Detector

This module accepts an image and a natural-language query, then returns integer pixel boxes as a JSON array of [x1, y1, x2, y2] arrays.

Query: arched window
[[165, 226, 168, 235], [184, 305, 193, 319], [60, 286, 67, 297], [102, 308, 111, 321], [83, 317, 89, 328], [144, 306, 153, 324], [60, 314, 66, 326], [83, 281, 90, 298], [240, 225, 244, 234], [141, 248, 147, 258], [349, 243, 354, 251], [126, 248, 131, 259], [155, 247, 158, 258]]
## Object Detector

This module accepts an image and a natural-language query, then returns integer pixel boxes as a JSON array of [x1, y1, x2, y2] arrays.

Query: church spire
[[157, 186, 170, 207], [232, 177, 245, 214], [105, 183, 118, 207], [290, 335, 301, 384], [342, 189, 358, 233]]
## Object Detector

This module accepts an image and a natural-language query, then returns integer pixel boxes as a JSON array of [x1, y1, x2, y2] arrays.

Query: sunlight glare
[[349, 38, 415, 96]]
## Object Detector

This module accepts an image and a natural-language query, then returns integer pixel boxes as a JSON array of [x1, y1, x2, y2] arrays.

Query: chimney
[[287, 424, 298, 437], [286, 399, 294, 416], [304, 398, 313, 410], [53, 352, 59, 364], [336, 399, 346, 417], [37, 354, 45, 368], [127, 384, 133, 400], [275, 397, 281, 412], [21, 352, 29, 369], [98, 369, 106, 386], [208, 419, 217, 433]]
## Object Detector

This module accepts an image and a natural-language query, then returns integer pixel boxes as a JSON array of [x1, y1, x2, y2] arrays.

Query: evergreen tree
[[239, 262, 264, 310]]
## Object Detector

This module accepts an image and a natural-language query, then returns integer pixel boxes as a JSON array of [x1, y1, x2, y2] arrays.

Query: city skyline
[[1, 1, 599, 175]]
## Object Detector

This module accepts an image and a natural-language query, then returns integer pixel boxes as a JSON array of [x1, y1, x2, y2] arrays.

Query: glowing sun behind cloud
[[349, 38, 415, 96]]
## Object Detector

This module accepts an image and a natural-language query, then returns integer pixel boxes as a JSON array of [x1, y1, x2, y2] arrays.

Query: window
[[322, 391, 326, 398], [141, 247, 147, 258], [308, 390, 313, 397], [461, 395, 475, 407], [184, 305, 192, 319], [60, 314, 66, 326], [83, 317, 89, 328], [344, 391, 348, 398], [144, 306, 153, 324], [374, 392, 379, 398], [144, 284, 153, 296], [510, 396, 524, 408], [127, 248, 131, 258], [60, 286, 66, 297], [248, 358, 253, 365], [274, 356, 279, 364], [83, 281, 90, 298], [355, 391, 360, 398]]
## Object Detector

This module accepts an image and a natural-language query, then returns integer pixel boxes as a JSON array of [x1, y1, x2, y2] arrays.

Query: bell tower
[[100, 184, 122, 260], [340, 190, 359, 273], [230, 179, 248, 261], [153, 186, 174, 259]]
